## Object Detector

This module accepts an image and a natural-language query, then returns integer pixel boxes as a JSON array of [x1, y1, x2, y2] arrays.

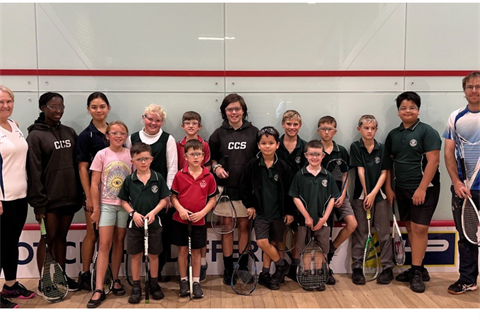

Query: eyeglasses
[[186, 152, 204, 158], [46, 105, 65, 111], [305, 152, 323, 158], [318, 127, 336, 132], [398, 106, 418, 111], [133, 157, 153, 163], [108, 131, 128, 137], [225, 107, 242, 113], [259, 127, 278, 135], [465, 85, 480, 91]]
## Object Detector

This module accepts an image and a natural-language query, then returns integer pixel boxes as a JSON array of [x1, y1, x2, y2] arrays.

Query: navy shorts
[[170, 220, 207, 249]]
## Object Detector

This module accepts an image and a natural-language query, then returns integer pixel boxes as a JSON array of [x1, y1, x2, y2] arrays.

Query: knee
[[346, 217, 358, 233], [256, 239, 269, 250]]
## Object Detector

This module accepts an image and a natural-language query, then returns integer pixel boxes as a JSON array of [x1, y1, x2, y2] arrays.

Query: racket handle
[[40, 218, 46, 236]]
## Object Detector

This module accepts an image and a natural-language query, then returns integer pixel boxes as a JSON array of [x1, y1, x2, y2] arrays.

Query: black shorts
[[170, 220, 207, 250], [126, 227, 163, 255], [254, 217, 285, 243], [396, 184, 440, 226]]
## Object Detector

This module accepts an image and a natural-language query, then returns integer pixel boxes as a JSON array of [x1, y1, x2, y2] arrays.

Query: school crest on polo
[[200, 180, 207, 188], [410, 139, 417, 147], [322, 179, 328, 187], [295, 156, 301, 164], [274, 174, 279, 182], [375, 157, 380, 164], [151, 185, 158, 193]]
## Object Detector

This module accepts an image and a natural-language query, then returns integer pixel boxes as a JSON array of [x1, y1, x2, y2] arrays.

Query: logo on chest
[[54, 140, 71, 149], [228, 142, 247, 150], [409, 139, 418, 147], [322, 179, 328, 187], [151, 185, 158, 193], [375, 157, 380, 164], [200, 180, 207, 188]]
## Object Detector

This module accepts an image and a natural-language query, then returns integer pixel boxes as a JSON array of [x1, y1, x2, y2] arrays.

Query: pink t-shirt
[[90, 147, 132, 205]]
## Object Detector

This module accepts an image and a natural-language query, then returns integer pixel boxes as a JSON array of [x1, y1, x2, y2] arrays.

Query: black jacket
[[26, 121, 82, 215], [240, 153, 295, 218]]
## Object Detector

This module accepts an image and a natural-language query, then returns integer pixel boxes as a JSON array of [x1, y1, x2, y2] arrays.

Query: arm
[[90, 171, 102, 225], [334, 171, 349, 207], [26, 135, 48, 220], [412, 149, 440, 206], [78, 162, 92, 211], [444, 138, 470, 198], [293, 197, 313, 229], [313, 197, 335, 231], [171, 193, 191, 221], [145, 198, 167, 225], [165, 135, 178, 189], [121, 199, 143, 228], [189, 196, 216, 223]]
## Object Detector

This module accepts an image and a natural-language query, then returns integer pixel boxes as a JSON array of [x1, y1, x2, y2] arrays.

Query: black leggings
[[36, 211, 75, 274], [0, 198, 28, 281]]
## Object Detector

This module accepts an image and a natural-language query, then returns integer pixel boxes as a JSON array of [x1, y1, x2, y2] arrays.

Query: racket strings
[[363, 239, 379, 281], [463, 201, 480, 243], [297, 246, 328, 289], [211, 196, 237, 234], [232, 254, 257, 295], [393, 233, 405, 265]]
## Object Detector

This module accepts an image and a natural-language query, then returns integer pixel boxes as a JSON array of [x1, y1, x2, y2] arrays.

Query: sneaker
[[377, 268, 394, 285], [287, 264, 298, 282], [326, 269, 336, 285], [192, 282, 204, 299], [200, 263, 208, 283], [1, 282, 36, 299], [65, 275, 80, 292], [315, 284, 326, 291], [223, 268, 235, 286], [149, 284, 165, 300], [447, 280, 478, 295], [179, 279, 190, 297], [258, 272, 271, 287], [410, 270, 425, 293], [128, 286, 142, 304], [352, 268, 366, 285], [1, 295, 18, 308], [396, 267, 430, 282], [269, 260, 290, 290], [78, 271, 92, 291]]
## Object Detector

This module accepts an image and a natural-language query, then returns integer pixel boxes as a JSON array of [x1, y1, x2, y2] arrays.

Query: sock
[[3, 282, 16, 289], [275, 259, 285, 267], [223, 255, 233, 271], [193, 277, 200, 283], [411, 265, 422, 272], [201, 257, 207, 266], [181, 277, 188, 282], [133, 280, 141, 288], [262, 267, 270, 274], [150, 277, 158, 288]]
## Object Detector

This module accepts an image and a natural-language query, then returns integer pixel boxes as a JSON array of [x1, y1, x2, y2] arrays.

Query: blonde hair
[[282, 110, 302, 125], [143, 104, 166, 120], [0, 85, 14, 101], [357, 114, 378, 127], [106, 120, 129, 135]]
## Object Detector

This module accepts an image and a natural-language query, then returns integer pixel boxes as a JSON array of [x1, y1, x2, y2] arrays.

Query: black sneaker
[[326, 269, 336, 285], [269, 260, 290, 290], [315, 284, 326, 291], [200, 263, 208, 283], [179, 279, 190, 297], [258, 272, 271, 287], [1, 295, 18, 308], [377, 268, 394, 285], [1, 281, 36, 299], [447, 280, 478, 295], [223, 268, 235, 286], [65, 275, 80, 292], [128, 286, 142, 304], [410, 270, 425, 293], [192, 282, 204, 299], [287, 264, 298, 282], [78, 271, 92, 291], [149, 284, 165, 300], [352, 268, 366, 285], [396, 267, 430, 282]]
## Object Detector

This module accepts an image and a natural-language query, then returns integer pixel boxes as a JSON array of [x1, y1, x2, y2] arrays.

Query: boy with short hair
[[349, 115, 394, 285], [240, 126, 294, 290], [177, 111, 211, 281], [288, 140, 339, 291], [277, 110, 307, 280], [118, 142, 171, 304], [317, 116, 357, 284], [171, 139, 217, 298]]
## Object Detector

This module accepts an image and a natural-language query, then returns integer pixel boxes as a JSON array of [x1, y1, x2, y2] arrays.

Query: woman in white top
[[0, 86, 35, 309]]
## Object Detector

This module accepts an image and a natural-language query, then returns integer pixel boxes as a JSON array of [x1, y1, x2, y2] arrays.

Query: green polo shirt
[[288, 166, 340, 226], [321, 141, 350, 189], [385, 119, 441, 189], [118, 169, 170, 230], [277, 134, 308, 174], [350, 139, 391, 202], [259, 158, 281, 220]]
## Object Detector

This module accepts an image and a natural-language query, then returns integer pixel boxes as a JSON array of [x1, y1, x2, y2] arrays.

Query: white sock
[[181, 277, 187, 282], [201, 258, 207, 266], [193, 277, 200, 283]]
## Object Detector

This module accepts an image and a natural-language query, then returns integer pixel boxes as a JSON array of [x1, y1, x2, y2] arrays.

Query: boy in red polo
[[171, 140, 217, 298]]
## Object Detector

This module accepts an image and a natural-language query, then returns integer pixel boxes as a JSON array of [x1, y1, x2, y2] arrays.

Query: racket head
[[91, 259, 114, 294], [392, 213, 406, 266], [41, 252, 68, 303], [362, 235, 379, 281], [211, 192, 237, 234], [326, 158, 349, 196], [275, 223, 297, 253], [296, 231, 329, 289], [231, 251, 258, 295], [461, 196, 480, 245]]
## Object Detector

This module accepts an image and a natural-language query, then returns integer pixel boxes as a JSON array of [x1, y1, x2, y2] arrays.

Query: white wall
[[1, 3, 479, 223]]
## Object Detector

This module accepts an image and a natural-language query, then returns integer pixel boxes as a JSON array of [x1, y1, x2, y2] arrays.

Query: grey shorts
[[126, 227, 163, 255], [254, 217, 285, 243], [296, 225, 330, 254]]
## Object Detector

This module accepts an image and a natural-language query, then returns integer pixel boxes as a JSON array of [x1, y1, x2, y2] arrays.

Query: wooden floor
[[3, 273, 479, 309]]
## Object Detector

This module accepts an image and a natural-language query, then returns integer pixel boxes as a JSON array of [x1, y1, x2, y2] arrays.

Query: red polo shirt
[[171, 166, 217, 226], [177, 136, 211, 170]]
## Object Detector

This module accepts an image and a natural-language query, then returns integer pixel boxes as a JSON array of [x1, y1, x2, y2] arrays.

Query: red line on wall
[[0, 69, 475, 77]]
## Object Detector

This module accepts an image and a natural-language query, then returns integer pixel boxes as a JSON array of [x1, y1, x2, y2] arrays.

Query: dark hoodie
[[209, 120, 259, 195], [26, 119, 82, 215]]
